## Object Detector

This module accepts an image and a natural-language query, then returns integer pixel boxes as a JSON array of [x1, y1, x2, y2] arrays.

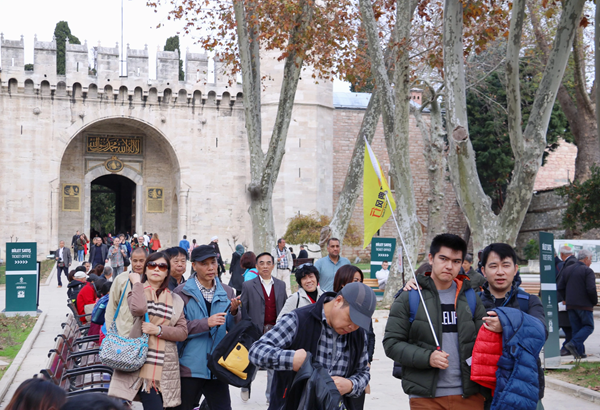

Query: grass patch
[[0, 260, 54, 285], [40, 260, 54, 282], [0, 315, 37, 379], [547, 362, 600, 391]]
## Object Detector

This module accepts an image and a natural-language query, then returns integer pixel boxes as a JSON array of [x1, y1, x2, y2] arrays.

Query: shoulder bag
[[99, 280, 149, 372]]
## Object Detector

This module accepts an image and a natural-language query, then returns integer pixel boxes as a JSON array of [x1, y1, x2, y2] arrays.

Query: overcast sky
[[0, 0, 350, 91]]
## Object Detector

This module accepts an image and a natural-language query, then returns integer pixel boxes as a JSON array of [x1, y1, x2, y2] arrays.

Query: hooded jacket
[[173, 276, 241, 379], [383, 272, 488, 398], [487, 307, 546, 410]]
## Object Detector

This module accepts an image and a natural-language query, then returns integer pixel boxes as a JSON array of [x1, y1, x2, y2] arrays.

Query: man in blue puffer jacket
[[174, 245, 242, 410], [490, 307, 546, 410]]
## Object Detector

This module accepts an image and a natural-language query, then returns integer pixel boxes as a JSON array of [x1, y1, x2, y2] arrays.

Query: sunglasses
[[146, 261, 168, 272], [297, 263, 313, 269]]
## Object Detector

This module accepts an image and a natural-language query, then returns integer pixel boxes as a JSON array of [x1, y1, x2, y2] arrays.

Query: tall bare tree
[[528, 1, 599, 182], [358, 0, 422, 304], [443, 0, 586, 254]]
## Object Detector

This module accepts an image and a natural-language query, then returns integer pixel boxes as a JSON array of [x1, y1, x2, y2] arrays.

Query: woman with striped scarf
[[108, 251, 188, 409]]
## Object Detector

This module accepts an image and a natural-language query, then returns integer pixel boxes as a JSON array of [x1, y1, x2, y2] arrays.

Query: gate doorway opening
[[90, 174, 136, 237]]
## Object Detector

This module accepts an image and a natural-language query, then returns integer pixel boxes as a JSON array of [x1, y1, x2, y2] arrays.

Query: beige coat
[[108, 283, 188, 407], [105, 272, 135, 337]]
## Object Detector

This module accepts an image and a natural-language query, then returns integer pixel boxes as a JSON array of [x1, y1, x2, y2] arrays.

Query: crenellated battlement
[[0, 34, 242, 105]]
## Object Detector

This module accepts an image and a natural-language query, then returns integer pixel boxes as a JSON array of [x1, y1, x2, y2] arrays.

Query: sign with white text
[[5, 242, 39, 313]]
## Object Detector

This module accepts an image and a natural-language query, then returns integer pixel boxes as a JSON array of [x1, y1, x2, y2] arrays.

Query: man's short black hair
[[256, 252, 274, 263], [429, 234, 467, 261], [481, 243, 517, 266], [277, 238, 285, 244], [165, 246, 189, 260], [327, 237, 340, 246], [183, 235, 187, 239]]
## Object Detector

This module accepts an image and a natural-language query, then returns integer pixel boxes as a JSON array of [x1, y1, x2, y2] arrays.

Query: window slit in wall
[[216, 138, 218, 148], [299, 168, 301, 178]]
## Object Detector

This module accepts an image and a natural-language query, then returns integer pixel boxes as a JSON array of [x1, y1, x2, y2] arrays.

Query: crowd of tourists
[[38, 231, 596, 410]]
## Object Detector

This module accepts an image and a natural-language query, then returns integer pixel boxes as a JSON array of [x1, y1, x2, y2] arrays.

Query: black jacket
[[298, 249, 309, 259], [270, 292, 366, 410], [228, 252, 245, 292], [88, 243, 108, 265], [557, 260, 598, 310], [479, 279, 547, 399]]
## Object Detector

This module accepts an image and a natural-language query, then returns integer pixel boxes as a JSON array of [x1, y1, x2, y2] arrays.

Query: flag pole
[[383, 190, 440, 349]]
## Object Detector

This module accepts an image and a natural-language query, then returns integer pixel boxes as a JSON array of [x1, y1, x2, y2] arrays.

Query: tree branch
[[260, 0, 314, 191], [505, 0, 525, 157], [573, 26, 594, 115], [500, 0, 586, 230], [234, 0, 264, 183], [444, 0, 494, 230]]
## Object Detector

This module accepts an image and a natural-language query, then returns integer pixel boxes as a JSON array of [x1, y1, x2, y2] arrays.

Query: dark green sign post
[[4, 242, 39, 314], [370, 238, 396, 279], [538, 232, 561, 368]]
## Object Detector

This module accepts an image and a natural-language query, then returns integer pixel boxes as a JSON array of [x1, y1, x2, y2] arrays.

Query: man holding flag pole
[[363, 138, 488, 409]]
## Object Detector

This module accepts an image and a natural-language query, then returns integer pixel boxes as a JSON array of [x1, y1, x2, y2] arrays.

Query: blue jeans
[[77, 250, 84, 262], [568, 309, 594, 356]]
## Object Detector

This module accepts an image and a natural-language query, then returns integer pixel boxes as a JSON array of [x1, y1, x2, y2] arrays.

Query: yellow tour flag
[[363, 139, 396, 248]]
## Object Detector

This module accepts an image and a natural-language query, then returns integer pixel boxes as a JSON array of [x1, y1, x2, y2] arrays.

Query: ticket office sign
[[5, 242, 39, 312]]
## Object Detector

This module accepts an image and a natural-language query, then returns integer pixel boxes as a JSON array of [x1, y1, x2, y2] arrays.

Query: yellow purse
[[218, 343, 250, 379]]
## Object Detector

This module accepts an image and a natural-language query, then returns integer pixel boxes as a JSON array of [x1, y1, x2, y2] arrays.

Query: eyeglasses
[[147, 261, 168, 272], [297, 263, 313, 269]]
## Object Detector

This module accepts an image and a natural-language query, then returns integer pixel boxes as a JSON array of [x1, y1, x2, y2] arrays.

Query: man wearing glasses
[[240, 252, 287, 403]]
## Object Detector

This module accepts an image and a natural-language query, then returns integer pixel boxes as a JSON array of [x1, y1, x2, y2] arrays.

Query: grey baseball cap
[[339, 282, 377, 330]]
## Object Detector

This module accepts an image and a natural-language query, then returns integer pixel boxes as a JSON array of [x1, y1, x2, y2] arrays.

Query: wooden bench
[[364, 278, 384, 295]]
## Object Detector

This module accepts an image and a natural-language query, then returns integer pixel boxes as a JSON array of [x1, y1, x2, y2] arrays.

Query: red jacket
[[470, 326, 503, 394], [76, 282, 97, 321]]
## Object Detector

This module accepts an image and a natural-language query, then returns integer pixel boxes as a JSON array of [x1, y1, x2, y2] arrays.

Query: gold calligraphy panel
[[147, 187, 164, 213], [86, 135, 143, 155], [62, 184, 81, 212]]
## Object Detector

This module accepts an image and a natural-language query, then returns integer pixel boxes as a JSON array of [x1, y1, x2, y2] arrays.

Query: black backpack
[[207, 309, 262, 388], [284, 352, 347, 410]]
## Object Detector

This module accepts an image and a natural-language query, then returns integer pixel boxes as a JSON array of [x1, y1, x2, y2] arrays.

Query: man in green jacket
[[383, 234, 488, 409]]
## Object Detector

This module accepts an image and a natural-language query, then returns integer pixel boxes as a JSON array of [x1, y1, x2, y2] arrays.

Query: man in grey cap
[[249, 281, 376, 409]]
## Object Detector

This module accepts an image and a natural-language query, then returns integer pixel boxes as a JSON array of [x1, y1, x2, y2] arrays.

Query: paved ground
[[0, 264, 598, 409]]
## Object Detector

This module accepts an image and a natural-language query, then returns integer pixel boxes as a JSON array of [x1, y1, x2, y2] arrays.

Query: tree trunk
[[444, 0, 585, 249], [528, 1, 599, 182], [412, 98, 447, 246], [233, 0, 313, 253], [359, 0, 422, 305], [323, 92, 382, 255]]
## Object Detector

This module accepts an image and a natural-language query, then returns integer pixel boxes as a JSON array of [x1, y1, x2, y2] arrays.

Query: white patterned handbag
[[99, 281, 149, 372]]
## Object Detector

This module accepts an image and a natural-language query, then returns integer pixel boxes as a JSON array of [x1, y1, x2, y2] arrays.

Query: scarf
[[235, 244, 244, 256], [138, 285, 173, 393]]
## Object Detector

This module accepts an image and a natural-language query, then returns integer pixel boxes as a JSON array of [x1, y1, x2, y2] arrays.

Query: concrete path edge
[[546, 376, 600, 404], [44, 262, 57, 286], [0, 311, 48, 403]]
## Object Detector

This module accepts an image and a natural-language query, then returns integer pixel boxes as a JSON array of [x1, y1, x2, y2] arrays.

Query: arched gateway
[[59, 117, 181, 245]]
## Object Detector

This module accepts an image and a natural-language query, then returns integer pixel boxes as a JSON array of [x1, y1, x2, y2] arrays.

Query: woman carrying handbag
[[108, 251, 188, 409]]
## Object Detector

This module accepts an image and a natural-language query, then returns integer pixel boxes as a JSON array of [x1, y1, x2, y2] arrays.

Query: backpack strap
[[464, 287, 476, 319], [408, 290, 420, 323], [516, 288, 530, 314]]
